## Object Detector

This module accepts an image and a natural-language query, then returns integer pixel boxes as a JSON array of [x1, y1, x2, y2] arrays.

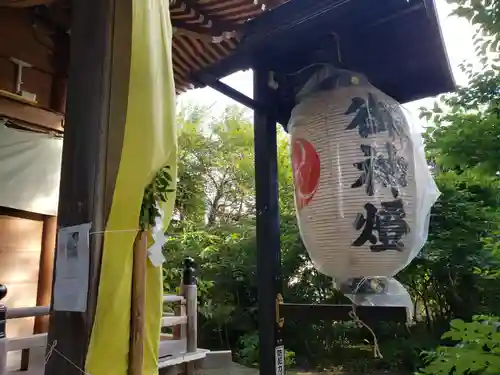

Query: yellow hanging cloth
[[85, 0, 176, 373]]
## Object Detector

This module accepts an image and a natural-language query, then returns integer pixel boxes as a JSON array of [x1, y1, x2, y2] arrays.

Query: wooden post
[[34, 216, 57, 333], [128, 231, 147, 375], [183, 258, 197, 375], [253, 67, 284, 375], [0, 284, 7, 375], [183, 258, 197, 353], [44, 0, 132, 372], [172, 282, 184, 341]]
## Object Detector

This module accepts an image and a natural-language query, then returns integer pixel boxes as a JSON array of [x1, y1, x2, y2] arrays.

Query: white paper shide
[[147, 205, 167, 267], [53, 223, 91, 312]]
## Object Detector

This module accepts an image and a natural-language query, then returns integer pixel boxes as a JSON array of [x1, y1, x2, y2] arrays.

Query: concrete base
[[200, 350, 232, 370]]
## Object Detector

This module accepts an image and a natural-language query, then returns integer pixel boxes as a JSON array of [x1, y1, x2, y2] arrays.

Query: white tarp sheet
[[0, 119, 62, 215]]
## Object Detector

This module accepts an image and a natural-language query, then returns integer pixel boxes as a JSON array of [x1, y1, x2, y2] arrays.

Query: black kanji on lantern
[[352, 144, 376, 196], [352, 202, 378, 246], [373, 199, 410, 251], [345, 93, 404, 139], [352, 143, 408, 198], [352, 199, 410, 252]]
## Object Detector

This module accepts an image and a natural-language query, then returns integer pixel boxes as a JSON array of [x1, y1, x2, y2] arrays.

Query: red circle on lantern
[[292, 138, 320, 210]]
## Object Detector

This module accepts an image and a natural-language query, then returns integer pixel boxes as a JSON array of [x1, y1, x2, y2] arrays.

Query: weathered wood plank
[[129, 231, 147, 375], [0, 94, 64, 132], [161, 316, 187, 327]]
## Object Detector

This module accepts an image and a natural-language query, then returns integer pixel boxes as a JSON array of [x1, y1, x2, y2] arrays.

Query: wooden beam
[[193, 73, 290, 126], [0, 0, 55, 7], [44, 0, 131, 371], [194, 75, 263, 111], [6, 333, 47, 352], [161, 315, 187, 327], [163, 295, 185, 304], [280, 303, 408, 323], [171, 20, 222, 37], [0, 92, 64, 132], [6, 306, 50, 319], [170, 0, 238, 36]]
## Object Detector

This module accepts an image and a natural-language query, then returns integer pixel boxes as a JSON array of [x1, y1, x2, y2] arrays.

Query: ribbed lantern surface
[[290, 75, 427, 282]]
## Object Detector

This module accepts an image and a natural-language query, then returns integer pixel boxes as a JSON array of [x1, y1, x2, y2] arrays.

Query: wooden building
[[0, 5, 64, 339]]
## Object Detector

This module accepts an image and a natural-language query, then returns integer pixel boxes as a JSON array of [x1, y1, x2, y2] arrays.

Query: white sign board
[[275, 345, 285, 375], [0, 119, 63, 215], [53, 223, 91, 312]]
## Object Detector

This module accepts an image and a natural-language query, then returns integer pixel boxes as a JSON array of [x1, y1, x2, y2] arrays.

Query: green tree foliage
[[421, 67, 500, 176], [174, 104, 256, 227], [418, 316, 500, 375], [415, 0, 500, 373], [140, 166, 175, 230], [446, 0, 500, 62]]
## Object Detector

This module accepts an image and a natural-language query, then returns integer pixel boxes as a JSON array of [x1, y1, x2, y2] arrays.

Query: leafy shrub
[[418, 316, 500, 375], [372, 322, 439, 372], [237, 331, 295, 368]]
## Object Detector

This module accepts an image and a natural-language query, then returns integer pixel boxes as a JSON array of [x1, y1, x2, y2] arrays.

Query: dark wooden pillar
[[44, 0, 131, 372], [253, 68, 283, 375]]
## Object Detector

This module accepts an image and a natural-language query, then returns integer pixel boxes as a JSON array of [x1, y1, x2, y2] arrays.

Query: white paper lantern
[[289, 69, 439, 284]]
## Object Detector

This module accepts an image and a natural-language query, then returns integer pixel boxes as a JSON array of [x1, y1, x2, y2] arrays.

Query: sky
[[178, 0, 478, 119]]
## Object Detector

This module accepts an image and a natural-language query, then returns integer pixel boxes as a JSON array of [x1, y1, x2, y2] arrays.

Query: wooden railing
[[159, 257, 203, 371], [0, 257, 203, 375], [0, 281, 49, 375]]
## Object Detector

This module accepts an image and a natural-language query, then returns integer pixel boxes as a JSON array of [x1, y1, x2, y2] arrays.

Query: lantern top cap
[[296, 67, 371, 103]]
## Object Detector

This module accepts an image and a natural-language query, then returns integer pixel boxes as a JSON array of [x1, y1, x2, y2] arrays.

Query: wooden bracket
[[275, 293, 284, 328]]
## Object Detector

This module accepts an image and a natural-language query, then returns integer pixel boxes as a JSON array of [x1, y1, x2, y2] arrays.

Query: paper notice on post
[[53, 223, 91, 312]]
